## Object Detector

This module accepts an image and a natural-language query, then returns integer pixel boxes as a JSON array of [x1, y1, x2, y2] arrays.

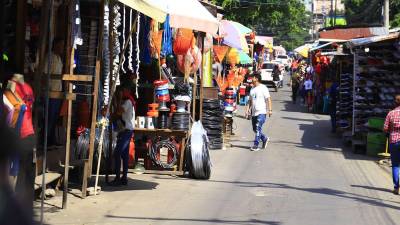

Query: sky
[[303, 0, 312, 12]]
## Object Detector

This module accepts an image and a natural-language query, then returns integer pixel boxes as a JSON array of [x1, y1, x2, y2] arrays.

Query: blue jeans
[[390, 143, 400, 189], [114, 130, 134, 180], [252, 114, 267, 147]]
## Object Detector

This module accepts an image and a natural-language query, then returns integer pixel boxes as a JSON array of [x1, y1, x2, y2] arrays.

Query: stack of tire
[[202, 99, 223, 150]]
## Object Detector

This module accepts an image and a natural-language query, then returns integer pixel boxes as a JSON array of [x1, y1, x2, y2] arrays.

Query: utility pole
[[330, 0, 334, 27], [384, 0, 390, 30], [334, 0, 337, 26]]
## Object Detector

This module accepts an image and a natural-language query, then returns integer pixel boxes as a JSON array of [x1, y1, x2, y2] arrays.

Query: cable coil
[[149, 138, 178, 169]]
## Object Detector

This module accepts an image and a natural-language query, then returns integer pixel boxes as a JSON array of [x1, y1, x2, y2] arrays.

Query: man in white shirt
[[246, 73, 272, 151]]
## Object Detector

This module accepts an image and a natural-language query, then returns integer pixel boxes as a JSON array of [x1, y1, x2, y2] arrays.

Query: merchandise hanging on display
[[112, 4, 121, 85], [135, 12, 141, 98], [121, 5, 126, 74], [188, 121, 211, 179], [171, 112, 190, 131], [103, 4, 111, 105], [149, 137, 179, 169]]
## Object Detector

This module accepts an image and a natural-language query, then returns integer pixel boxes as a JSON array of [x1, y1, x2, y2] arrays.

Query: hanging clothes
[[15, 82, 35, 138]]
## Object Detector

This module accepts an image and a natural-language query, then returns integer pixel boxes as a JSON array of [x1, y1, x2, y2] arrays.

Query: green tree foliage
[[343, 0, 400, 28], [212, 0, 311, 50]]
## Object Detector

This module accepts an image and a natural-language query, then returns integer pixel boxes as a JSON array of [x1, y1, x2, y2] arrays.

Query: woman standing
[[112, 88, 135, 185]]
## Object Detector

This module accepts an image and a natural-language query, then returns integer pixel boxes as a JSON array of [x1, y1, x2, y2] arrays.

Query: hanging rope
[[161, 14, 172, 57], [112, 4, 121, 85], [128, 9, 133, 72], [94, 15, 139, 196], [103, 4, 110, 105], [135, 13, 141, 98], [121, 5, 126, 73]]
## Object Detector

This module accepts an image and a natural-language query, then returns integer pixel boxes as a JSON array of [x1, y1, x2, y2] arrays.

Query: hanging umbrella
[[230, 21, 252, 34], [226, 48, 252, 65], [119, 0, 219, 34], [294, 44, 311, 58], [219, 20, 249, 53]]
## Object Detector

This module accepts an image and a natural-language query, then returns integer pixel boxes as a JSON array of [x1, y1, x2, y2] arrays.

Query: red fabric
[[15, 82, 35, 138], [123, 90, 136, 109], [384, 106, 400, 144]]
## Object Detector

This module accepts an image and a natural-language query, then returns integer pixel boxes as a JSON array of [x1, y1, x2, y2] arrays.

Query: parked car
[[259, 62, 283, 92], [275, 54, 291, 71]]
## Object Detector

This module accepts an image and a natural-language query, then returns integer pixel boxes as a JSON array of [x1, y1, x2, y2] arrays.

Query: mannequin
[[5, 73, 35, 219]]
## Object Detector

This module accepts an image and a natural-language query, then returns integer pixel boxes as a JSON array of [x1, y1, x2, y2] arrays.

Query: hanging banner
[[202, 50, 212, 87]]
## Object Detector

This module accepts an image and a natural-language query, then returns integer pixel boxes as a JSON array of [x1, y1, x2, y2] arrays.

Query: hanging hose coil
[[149, 138, 178, 169]]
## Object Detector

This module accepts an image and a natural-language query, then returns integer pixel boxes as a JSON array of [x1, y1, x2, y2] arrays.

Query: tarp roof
[[119, 0, 219, 34], [346, 32, 400, 48], [319, 27, 388, 40]]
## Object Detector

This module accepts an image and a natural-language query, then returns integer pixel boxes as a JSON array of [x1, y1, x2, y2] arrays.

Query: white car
[[276, 55, 291, 70], [259, 62, 283, 92]]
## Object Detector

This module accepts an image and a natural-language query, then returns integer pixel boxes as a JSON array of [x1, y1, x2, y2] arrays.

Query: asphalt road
[[43, 83, 400, 225]]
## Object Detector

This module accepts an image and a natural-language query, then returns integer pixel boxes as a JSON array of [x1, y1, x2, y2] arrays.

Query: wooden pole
[[83, 0, 105, 196], [199, 33, 205, 121], [62, 47, 75, 209]]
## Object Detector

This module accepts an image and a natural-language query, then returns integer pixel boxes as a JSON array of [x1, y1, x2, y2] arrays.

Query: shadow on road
[[102, 177, 159, 192], [105, 215, 281, 225]]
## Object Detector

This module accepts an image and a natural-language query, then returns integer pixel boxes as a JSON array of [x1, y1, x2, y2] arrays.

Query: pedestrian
[[383, 94, 400, 195], [111, 88, 135, 185], [246, 73, 272, 151], [304, 75, 313, 111], [291, 70, 301, 104]]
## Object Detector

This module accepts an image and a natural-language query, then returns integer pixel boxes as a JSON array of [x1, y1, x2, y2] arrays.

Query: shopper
[[291, 70, 301, 104], [384, 94, 400, 195], [304, 75, 313, 111], [246, 73, 272, 151], [112, 88, 135, 185]]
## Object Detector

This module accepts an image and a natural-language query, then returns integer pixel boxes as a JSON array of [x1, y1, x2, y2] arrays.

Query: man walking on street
[[246, 73, 272, 151], [384, 94, 400, 195]]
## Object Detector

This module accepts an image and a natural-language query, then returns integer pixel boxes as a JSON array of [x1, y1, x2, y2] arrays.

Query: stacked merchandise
[[336, 73, 353, 130], [202, 99, 223, 150], [353, 50, 400, 134]]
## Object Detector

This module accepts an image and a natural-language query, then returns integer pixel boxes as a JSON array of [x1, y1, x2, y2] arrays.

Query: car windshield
[[262, 63, 275, 69], [277, 55, 288, 59]]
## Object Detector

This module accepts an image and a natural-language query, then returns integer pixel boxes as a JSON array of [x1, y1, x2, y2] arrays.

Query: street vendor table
[[133, 128, 189, 176]]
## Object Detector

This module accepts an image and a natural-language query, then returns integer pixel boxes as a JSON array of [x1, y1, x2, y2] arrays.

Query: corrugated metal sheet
[[319, 27, 388, 40], [347, 32, 400, 48]]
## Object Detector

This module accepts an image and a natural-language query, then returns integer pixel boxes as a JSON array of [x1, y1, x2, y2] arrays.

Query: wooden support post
[[62, 47, 74, 209], [179, 138, 186, 172], [199, 34, 205, 121], [192, 73, 198, 120]]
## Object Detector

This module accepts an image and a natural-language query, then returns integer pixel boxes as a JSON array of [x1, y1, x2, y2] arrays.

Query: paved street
[[42, 84, 400, 225]]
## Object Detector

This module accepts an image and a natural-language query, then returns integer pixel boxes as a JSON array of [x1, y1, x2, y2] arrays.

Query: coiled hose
[[149, 138, 178, 169]]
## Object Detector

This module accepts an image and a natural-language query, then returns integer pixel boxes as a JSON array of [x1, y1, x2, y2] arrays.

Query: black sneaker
[[262, 137, 270, 149], [250, 146, 260, 151], [393, 188, 399, 195], [120, 178, 128, 186]]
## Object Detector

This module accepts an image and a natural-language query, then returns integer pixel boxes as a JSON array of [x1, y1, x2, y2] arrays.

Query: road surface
[[42, 83, 400, 225]]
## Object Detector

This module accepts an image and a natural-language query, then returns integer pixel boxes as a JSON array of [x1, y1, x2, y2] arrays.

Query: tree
[[212, 0, 312, 50], [343, 0, 400, 28]]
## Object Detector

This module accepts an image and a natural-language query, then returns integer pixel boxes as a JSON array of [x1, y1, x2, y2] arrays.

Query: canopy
[[346, 32, 400, 48], [220, 20, 249, 52], [119, 0, 220, 34], [230, 21, 252, 34], [226, 48, 252, 64], [310, 42, 333, 52], [294, 44, 311, 58]]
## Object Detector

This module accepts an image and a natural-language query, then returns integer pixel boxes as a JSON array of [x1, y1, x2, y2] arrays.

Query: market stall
[[346, 32, 400, 155]]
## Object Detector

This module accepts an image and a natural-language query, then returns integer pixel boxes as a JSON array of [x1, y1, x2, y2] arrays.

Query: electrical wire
[[150, 138, 178, 169]]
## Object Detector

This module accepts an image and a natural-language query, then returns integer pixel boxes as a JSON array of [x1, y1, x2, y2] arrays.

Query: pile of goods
[[202, 99, 223, 150]]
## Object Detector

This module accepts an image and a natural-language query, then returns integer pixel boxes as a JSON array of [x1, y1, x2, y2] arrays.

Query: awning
[[294, 44, 312, 58], [347, 32, 400, 48], [255, 36, 273, 47], [310, 42, 333, 52], [119, 0, 167, 22], [220, 20, 249, 52], [119, 0, 220, 34]]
